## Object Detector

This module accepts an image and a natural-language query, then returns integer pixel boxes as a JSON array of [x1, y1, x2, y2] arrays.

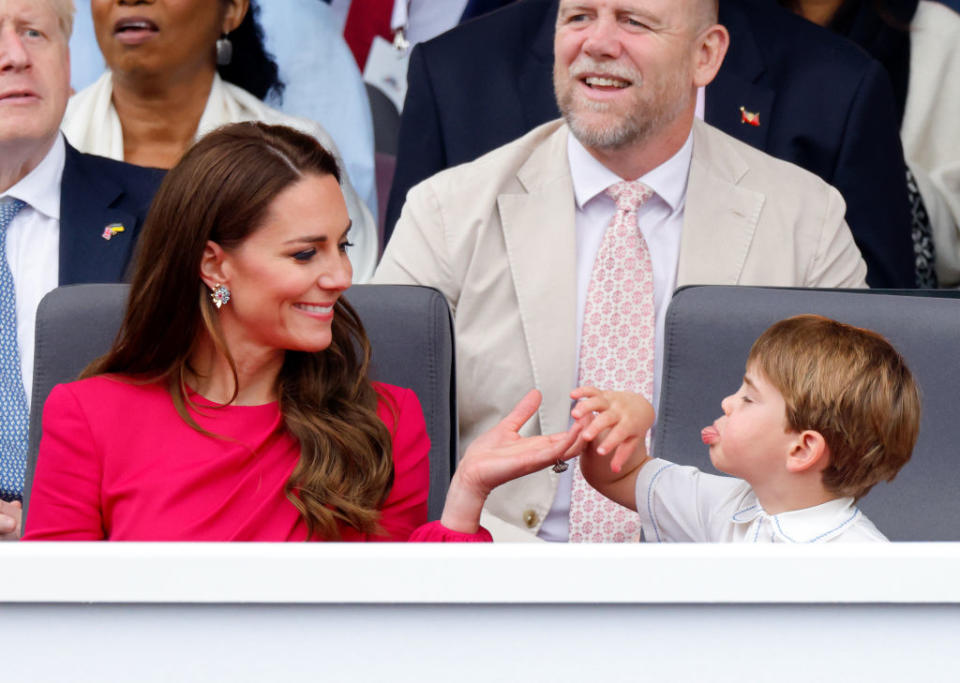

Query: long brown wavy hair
[[83, 122, 394, 540]]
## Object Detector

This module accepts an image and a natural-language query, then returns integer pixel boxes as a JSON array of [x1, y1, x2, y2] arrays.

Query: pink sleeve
[[408, 520, 493, 543], [370, 385, 431, 541], [372, 385, 492, 543], [22, 384, 106, 540]]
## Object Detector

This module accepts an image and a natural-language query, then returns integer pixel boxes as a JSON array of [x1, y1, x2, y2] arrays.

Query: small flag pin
[[102, 223, 125, 240], [740, 106, 760, 127]]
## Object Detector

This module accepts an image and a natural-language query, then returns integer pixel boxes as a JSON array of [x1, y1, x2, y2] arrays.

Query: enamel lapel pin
[[101, 223, 125, 241], [739, 106, 760, 127]]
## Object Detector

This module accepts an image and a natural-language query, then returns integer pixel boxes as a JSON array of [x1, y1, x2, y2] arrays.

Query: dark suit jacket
[[58, 142, 165, 285], [386, 0, 914, 288]]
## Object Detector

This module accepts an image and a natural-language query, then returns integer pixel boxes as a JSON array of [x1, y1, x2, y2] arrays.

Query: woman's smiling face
[[210, 172, 353, 359]]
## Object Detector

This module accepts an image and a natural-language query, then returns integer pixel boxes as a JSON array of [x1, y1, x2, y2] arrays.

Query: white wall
[[3, 543, 960, 681]]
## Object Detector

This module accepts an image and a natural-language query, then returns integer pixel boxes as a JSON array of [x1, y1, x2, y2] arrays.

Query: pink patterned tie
[[569, 179, 655, 543]]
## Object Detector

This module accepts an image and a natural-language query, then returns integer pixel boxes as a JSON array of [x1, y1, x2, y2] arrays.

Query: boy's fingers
[[583, 410, 618, 442], [571, 395, 610, 419], [570, 385, 600, 400], [596, 421, 631, 455]]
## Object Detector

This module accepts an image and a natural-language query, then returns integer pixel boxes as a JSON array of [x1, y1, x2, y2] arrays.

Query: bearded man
[[374, 0, 867, 542]]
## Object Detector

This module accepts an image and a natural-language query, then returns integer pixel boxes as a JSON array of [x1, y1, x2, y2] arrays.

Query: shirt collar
[[731, 495, 863, 543], [567, 128, 693, 213], [2, 134, 65, 222]]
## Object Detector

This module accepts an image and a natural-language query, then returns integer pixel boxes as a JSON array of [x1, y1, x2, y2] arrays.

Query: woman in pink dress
[[23, 123, 579, 542]]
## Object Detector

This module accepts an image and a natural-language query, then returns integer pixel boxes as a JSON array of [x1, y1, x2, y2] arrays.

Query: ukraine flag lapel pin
[[101, 223, 125, 241]]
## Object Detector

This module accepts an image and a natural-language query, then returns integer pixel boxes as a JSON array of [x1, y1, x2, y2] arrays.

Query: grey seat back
[[365, 83, 400, 157], [657, 286, 960, 541], [24, 283, 455, 524]]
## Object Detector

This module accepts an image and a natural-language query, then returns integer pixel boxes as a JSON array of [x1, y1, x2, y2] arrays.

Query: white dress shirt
[[391, 0, 471, 47], [636, 459, 887, 543], [537, 130, 693, 542], [1, 136, 64, 409]]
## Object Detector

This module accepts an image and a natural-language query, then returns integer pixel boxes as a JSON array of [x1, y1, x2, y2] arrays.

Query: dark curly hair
[[217, 0, 285, 102]]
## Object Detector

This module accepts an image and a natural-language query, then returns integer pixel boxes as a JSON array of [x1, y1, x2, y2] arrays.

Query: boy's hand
[[571, 387, 655, 471], [570, 386, 655, 511]]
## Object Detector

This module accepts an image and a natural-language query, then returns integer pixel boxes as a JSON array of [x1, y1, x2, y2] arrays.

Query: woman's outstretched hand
[[440, 389, 581, 534]]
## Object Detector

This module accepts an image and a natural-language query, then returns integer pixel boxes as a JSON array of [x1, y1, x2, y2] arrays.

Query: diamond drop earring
[[210, 283, 231, 309]]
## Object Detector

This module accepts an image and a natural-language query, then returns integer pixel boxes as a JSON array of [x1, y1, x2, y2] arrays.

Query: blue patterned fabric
[[0, 198, 28, 501]]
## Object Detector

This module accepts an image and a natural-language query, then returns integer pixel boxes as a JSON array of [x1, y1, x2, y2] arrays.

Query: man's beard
[[553, 57, 690, 151]]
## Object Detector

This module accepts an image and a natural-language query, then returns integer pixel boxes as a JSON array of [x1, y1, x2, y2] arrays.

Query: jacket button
[[522, 509, 539, 528]]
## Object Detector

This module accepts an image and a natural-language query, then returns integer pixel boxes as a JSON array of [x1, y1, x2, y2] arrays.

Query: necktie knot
[[605, 180, 653, 214]]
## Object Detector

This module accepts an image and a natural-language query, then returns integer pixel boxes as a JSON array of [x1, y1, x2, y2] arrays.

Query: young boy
[[574, 315, 921, 543]]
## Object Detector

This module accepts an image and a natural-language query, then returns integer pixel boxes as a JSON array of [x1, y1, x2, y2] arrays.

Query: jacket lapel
[[58, 144, 138, 285], [706, 1, 773, 152], [498, 125, 578, 436], [678, 121, 765, 286]]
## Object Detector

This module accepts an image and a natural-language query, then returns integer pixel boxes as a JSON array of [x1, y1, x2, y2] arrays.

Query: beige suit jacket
[[374, 118, 867, 540]]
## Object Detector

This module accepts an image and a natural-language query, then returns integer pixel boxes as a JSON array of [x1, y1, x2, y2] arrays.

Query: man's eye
[[292, 248, 316, 262], [24, 29, 43, 39]]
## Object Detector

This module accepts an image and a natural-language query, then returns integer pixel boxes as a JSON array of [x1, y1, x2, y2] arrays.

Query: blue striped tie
[[0, 198, 28, 501]]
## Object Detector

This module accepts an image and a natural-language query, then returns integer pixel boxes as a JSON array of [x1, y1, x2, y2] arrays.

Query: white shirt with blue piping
[[635, 459, 887, 543]]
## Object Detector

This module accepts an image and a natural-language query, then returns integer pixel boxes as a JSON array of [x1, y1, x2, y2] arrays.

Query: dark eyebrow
[[283, 221, 352, 245]]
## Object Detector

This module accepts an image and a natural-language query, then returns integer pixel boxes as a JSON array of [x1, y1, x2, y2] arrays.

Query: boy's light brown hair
[[747, 314, 920, 500]]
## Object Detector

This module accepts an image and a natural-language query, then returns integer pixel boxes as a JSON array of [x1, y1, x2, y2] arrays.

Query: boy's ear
[[785, 430, 830, 474]]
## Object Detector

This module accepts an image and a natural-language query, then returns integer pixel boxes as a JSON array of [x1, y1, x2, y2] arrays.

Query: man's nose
[[0, 27, 31, 72], [582, 16, 623, 60]]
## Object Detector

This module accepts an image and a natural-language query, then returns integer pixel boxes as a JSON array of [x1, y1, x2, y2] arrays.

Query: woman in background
[[61, 0, 379, 280], [23, 123, 578, 542], [779, 0, 960, 287]]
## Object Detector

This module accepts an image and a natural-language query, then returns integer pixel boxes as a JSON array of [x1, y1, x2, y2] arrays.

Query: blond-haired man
[[375, 0, 867, 541], [0, 0, 163, 538]]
